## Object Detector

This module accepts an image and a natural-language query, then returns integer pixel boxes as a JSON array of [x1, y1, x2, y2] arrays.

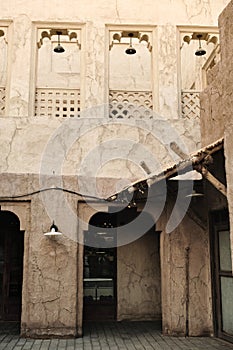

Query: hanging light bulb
[[54, 31, 65, 53], [125, 33, 136, 55], [44, 221, 62, 236], [195, 34, 206, 56]]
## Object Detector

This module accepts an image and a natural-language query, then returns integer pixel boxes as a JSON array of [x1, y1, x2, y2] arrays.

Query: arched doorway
[[83, 207, 161, 324], [0, 211, 24, 321]]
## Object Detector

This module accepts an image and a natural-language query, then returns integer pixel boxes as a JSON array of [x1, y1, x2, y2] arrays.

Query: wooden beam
[[170, 141, 227, 197], [170, 141, 189, 160], [200, 167, 227, 197]]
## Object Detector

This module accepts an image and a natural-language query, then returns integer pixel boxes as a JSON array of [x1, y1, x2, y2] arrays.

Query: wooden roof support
[[170, 140, 227, 197], [108, 138, 225, 201], [200, 167, 227, 197]]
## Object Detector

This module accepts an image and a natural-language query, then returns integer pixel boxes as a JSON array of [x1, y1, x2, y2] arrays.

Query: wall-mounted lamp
[[195, 34, 206, 56], [125, 33, 136, 55], [54, 31, 65, 53], [44, 221, 62, 236]]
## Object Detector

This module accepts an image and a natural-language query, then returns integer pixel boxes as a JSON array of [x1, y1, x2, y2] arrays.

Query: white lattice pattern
[[0, 87, 6, 116], [35, 88, 80, 117], [109, 90, 153, 119], [181, 90, 200, 119]]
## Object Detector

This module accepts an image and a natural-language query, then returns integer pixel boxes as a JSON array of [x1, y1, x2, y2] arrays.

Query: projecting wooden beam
[[170, 141, 227, 197], [201, 167, 227, 197]]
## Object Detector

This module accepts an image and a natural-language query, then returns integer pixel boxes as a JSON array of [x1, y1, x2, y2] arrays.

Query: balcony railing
[[181, 90, 200, 119], [109, 90, 153, 119], [35, 88, 80, 118], [0, 87, 6, 116]]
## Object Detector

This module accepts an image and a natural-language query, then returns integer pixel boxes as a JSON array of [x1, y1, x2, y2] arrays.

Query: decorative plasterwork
[[109, 30, 152, 52], [181, 90, 200, 119], [0, 27, 7, 43], [35, 88, 80, 117], [182, 32, 218, 46], [109, 90, 153, 119], [37, 28, 81, 49]]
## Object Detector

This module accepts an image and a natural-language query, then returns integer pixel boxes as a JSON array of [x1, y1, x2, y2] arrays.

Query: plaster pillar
[[157, 25, 179, 119], [84, 22, 106, 112], [8, 15, 32, 117]]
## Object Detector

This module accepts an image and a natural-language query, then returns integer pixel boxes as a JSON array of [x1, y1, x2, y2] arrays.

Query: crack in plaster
[[3, 122, 17, 172], [115, 0, 121, 23], [183, 0, 212, 23]]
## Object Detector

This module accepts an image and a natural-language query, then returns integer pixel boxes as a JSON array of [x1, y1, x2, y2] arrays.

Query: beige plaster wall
[[0, 0, 229, 193], [200, 62, 224, 146], [117, 229, 161, 321], [218, 0, 233, 272], [0, 171, 215, 337], [159, 202, 213, 336], [21, 194, 79, 337], [1, 0, 229, 23], [0, 2, 229, 123], [0, 0, 232, 338], [0, 174, 80, 337], [200, 0, 233, 272], [0, 116, 201, 199]]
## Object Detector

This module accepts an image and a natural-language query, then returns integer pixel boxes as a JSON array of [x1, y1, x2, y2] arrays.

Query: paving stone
[[1, 322, 233, 350]]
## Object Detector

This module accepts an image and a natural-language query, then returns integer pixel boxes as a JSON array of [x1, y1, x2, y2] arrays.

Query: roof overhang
[[107, 137, 225, 200]]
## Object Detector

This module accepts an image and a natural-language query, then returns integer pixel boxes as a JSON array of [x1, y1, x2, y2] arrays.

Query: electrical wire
[[0, 186, 107, 201]]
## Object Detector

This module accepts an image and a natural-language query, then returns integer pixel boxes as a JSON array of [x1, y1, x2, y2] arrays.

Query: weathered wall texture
[[0, 0, 229, 188], [218, 0, 233, 272], [21, 195, 78, 337], [0, 0, 232, 339], [0, 174, 80, 337], [0, 116, 201, 190], [158, 198, 213, 336], [201, 0, 233, 271], [200, 62, 224, 147], [117, 229, 161, 321]]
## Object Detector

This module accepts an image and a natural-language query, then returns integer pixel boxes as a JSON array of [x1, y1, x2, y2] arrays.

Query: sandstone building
[[0, 0, 232, 344]]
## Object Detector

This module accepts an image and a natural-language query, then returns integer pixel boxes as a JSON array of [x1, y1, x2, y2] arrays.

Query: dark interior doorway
[[0, 211, 24, 322], [83, 212, 117, 322]]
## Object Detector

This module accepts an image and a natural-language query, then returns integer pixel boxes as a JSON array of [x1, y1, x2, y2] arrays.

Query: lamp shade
[[53, 31, 65, 53], [44, 222, 62, 236], [125, 33, 136, 55]]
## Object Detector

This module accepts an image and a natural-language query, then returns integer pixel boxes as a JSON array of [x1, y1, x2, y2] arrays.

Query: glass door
[[214, 226, 233, 342], [83, 213, 117, 322], [83, 245, 116, 321]]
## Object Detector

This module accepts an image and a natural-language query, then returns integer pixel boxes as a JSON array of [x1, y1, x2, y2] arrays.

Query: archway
[[0, 211, 24, 321], [83, 207, 161, 324]]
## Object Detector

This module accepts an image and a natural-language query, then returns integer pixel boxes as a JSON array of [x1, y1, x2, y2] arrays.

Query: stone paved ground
[[0, 322, 233, 350]]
